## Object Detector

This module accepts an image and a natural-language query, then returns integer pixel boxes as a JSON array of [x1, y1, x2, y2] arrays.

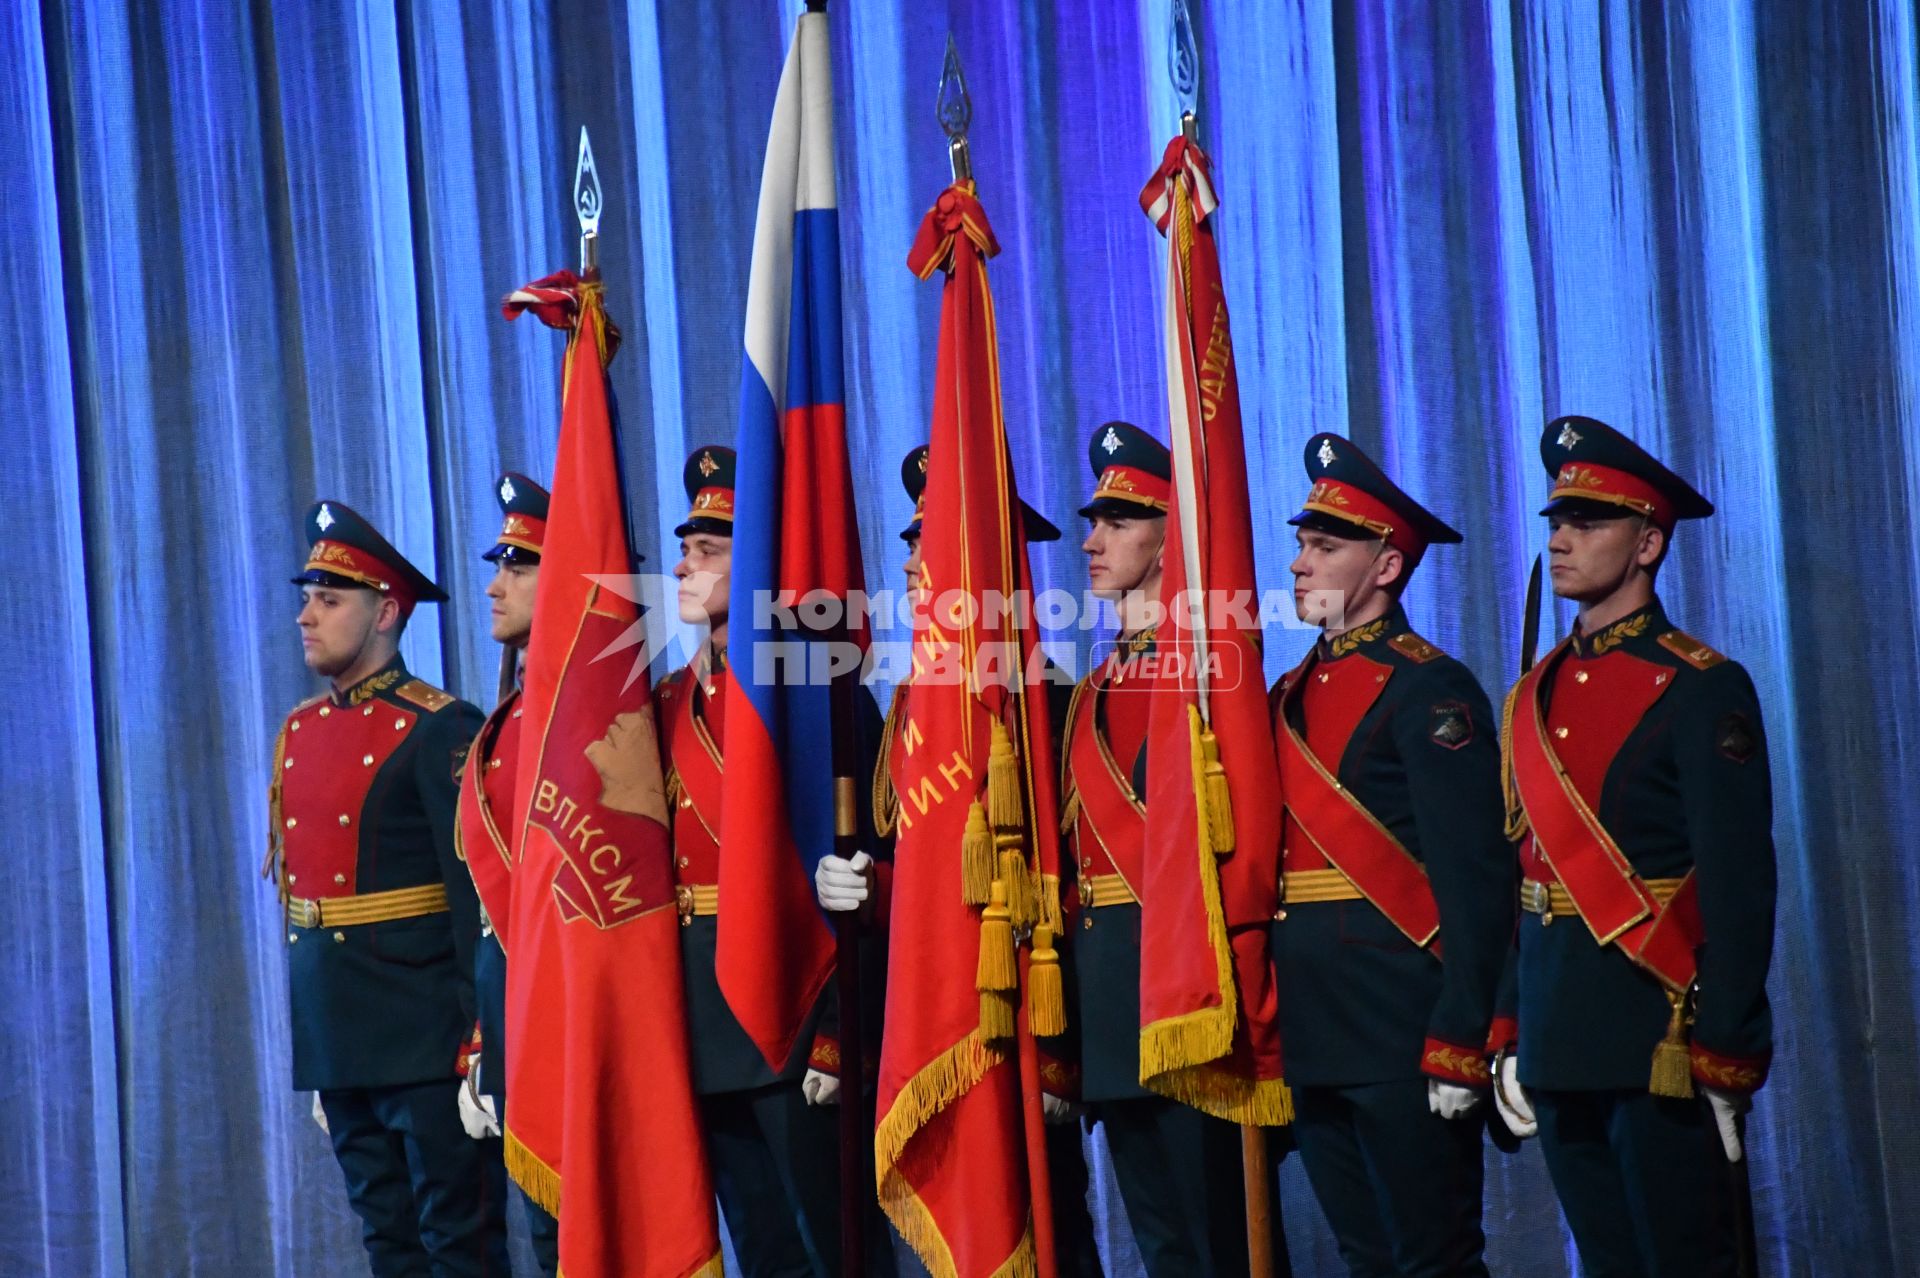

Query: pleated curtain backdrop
[[2, 1, 1915, 1274]]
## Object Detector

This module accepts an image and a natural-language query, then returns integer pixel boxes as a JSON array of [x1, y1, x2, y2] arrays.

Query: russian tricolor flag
[[715, 9, 864, 1071]]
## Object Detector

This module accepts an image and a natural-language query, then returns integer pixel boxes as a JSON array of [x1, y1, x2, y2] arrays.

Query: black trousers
[[1098, 1095, 1253, 1278], [516, 1184, 559, 1276], [1534, 1089, 1737, 1278], [319, 1080, 509, 1278], [1046, 1119, 1105, 1278], [701, 1080, 847, 1278], [1291, 1079, 1487, 1278]]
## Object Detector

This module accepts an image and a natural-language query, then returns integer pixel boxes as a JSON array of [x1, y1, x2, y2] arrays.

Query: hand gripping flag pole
[[1141, 2, 1293, 1271]]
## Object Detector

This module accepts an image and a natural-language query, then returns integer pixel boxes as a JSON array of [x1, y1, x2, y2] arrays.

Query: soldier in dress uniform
[[653, 445, 882, 1277], [821, 443, 1103, 1277], [1489, 416, 1775, 1278], [1267, 434, 1511, 1277], [452, 472, 559, 1274], [1058, 421, 1254, 1277], [269, 500, 508, 1277]]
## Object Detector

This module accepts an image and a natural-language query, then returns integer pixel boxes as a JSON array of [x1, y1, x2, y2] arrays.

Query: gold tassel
[[979, 988, 1016, 1041], [976, 880, 1017, 992], [998, 839, 1036, 929], [961, 801, 993, 905], [1027, 924, 1067, 1037], [1199, 722, 1235, 855], [988, 719, 1022, 831], [1649, 988, 1695, 1099]]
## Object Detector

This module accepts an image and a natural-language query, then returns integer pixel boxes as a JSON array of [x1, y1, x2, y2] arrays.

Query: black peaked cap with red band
[[674, 445, 736, 539], [899, 443, 1060, 543], [1078, 420, 1171, 520], [482, 471, 550, 564], [1288, 433, 1461, 564], [293, 500, 447, 613], [1538, 415, 1713, 532]]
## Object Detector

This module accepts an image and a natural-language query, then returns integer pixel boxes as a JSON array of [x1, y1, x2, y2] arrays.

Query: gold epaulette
[[1658, 630, 1726, 670], [1389, 632, 1443, 664], [396, 679, 456, 712], [286, 693, 325, 721]]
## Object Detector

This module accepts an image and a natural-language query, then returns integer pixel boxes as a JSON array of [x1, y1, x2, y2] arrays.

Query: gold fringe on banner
[[962, 800, 993, 905], [504, 1129, 562, 1218], [977, 879, 1017, 993], [1027, 925, 1067, 1037]]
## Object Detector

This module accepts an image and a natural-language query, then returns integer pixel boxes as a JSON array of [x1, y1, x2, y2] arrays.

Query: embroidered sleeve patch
[[1717, 712, 1757, 763], [1429, 700, 1473, 750]]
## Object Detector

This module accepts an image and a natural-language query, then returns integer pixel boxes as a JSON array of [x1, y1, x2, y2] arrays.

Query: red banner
[[1135, 138, 1291, 1123], [502, 274, 722, 1278], [875, 184, 1057, 1278]]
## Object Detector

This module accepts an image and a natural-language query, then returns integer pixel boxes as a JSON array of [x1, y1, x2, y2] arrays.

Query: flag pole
[[1164, 2, 1282, 1272], [937, 35, 1057, 1276], [795, 10, 871, 1276]]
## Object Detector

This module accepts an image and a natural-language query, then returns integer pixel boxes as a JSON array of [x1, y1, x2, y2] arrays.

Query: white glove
[[1703, 1086, 1747, 1162], [1427, 1079, 1482, 1120], [458, 1076, 501, 1140], [1041, 1094, 1077, 1125], [802, 1068, 842, 1106], [311, 1092, 330, 1137], [814, 852, 873, 913], [1492, 1050, 1536, 1138]]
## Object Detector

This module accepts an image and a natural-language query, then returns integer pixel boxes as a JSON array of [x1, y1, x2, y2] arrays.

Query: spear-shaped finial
[[574, 126, 603, 274], [1169, 0, 1200, 140], [937, 34, 973, 182]]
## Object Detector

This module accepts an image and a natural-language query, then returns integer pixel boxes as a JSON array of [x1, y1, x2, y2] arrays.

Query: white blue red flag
[[715, 9, 864, 1071]]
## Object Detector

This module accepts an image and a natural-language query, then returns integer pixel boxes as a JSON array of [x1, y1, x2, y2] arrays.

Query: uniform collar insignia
[[1576, 607, 1655, 658], [1325, 615, 1389, 659], [316, 503, 335, 532], [336, 661, 406, 707]]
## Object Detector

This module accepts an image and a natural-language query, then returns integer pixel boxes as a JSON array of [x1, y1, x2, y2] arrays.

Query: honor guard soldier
[[269, 500, 508, 1276], [453, 472, 559, 1273], [1269, 435, 1511, 1277], [1060, 421, 1255, 1276], [1490, 416, 1775, 1277], [830, 444, 1103, 1277], [654, 446, 879, 1277]]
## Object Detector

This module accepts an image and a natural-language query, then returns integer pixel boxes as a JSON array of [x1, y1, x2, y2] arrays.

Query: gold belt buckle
[[289, 898, 319, 928], [1077, 878, 1094, 909], [1527, 880, 1554, 925], [675, 884, 695, 926]]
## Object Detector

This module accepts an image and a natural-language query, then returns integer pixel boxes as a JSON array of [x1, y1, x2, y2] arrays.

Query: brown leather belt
[[287, 882, 449, 929], [1077, 873, 1138, 908], [676, 883, 719, 924], [1281, 868, 1365, 904], [1521, 876, 1683, 923]]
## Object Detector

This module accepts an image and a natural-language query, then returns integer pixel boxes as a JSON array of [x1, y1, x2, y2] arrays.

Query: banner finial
[[1169, 0, 1200, 138], [937, 34, 973, 181], [574, 127, 603, 273]]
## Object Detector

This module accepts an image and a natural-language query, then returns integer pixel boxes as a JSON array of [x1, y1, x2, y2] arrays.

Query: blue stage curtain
[[3, 1, 1916, 1273]]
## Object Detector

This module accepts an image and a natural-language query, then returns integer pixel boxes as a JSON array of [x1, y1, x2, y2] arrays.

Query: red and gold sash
[[1509, 642, 1702, 991], [659, 669, 725, 875], [1065, 667, 1146, 894], [458, 690, 521, 946], [1274, 653, 1441, 949]]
